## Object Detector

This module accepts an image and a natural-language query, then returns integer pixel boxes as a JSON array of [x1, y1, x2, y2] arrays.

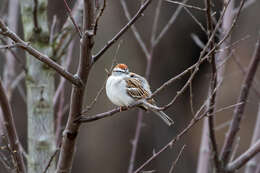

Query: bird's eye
[[130, 74, 134, 77]]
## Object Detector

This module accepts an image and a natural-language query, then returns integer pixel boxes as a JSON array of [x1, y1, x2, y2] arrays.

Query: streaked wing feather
[[125, 78, 155, 105]]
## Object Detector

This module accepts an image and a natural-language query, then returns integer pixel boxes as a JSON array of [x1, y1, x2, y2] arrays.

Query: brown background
[[0, 0, 260, 172]]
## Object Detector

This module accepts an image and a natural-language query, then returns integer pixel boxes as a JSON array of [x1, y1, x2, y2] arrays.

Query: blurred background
[[0, 0, 260, 172]]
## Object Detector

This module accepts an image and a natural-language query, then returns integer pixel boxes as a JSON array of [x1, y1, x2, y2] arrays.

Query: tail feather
[[153, 110, 174, 126]]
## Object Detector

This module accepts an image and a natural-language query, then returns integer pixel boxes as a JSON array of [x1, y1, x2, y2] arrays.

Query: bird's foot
[[120, 106, 128, 112]]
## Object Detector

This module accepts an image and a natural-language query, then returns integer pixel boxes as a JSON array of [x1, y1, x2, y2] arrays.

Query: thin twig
[[216, 35, 251, 53], [153, 0, 245, 111], [150, 0, 162, 47], [0, 151, 12, 172], [189, 81, 195, 116], [0, 42, 23, 49], [0, 81, 26, 173], [53, 38, 75, 110], [63, 0, 82, 38], [128, 110, 144, 173], [232, 51, 260, 98], [165, 0, 205, 11], [43, 149, 59, 173], [230, 137, 240, 162], [245, 103, 260, 173], [49, 15, 57, 45], [233, 0, 256, 14], [120, 0, 150, 59], [169, 145, 186, 173], [154, 0, 188, 45], [183, 7, 206, 33], [10, 71, 25, 92], [220, 32, 260, 165], [93, 0, 152, 63], [0, 18, 82, 87], [33, 0, 39, 32], [134, 89, 217, 173], [128, 1, 164, 172], [94, 0, 106, 35], [0, 38, 27, 72]]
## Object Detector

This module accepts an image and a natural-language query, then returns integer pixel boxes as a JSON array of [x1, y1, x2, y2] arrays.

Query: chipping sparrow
[[106, 64, 174, 126]]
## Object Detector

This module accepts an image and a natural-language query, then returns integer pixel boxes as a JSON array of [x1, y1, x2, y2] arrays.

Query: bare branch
[[150, 0, 162, 47], [189, 81, 195, 116], [0, 81, 26, 173], [233, 0, 256, 14], [0, 43, 23, 49], [196, 119, 211, 173], [169, 145, 186, 173], [43, 149, 59, 173], [230, 137, 240, 162], [33, 0, 39, 32], [94, 0, 106, 35], [56, 0, 95, 172], [184, 7, 206, 33], [134, 93, 213, 173], [231, 51, 260, 98], [154, 0, 245, 112], [165, 0, 205, 12], [77, 101, 143, 123], [93, 0, 152, 63], [63, 0, 82, 38], [154, 0, 188, 45], [120, 0, 150, 59], [204, 0, 220, 171], [0, 18, 82, 87], [245, 103, 260, 173], [0, 38, 27, 72], [220, 32, 260, 165], [226, 140, 260, 172]]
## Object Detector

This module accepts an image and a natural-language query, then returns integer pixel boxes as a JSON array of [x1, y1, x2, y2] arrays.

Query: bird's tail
[[153, 110, 174, 126]]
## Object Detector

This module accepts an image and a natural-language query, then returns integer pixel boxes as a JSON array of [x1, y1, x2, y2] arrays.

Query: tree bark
[[20, 1, 56, 173]]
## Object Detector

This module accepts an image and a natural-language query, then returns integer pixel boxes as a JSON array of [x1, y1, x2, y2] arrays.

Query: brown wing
[[125, 76, 155, 105], [126, 78, 149, 99]]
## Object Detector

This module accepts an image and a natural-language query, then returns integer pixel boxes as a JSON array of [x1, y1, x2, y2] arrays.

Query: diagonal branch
[[245, 104, 260, 173], [0, 18, 82, 87], [220, 33, 260, 165], [92, 0, 152, 63], [154, 0, 188, 45], [226, 139, 260, 172], [63, 0, 82, 38], [120, 0, 150, 59], [0, 80, 26, 173], [165, 0, 205, 11]]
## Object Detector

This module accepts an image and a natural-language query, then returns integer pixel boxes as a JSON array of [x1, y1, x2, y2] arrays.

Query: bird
[[106, 63, 174, 126]]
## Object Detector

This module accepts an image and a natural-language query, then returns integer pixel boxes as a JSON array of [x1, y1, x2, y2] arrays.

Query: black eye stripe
[[113, 70, 127, 73]]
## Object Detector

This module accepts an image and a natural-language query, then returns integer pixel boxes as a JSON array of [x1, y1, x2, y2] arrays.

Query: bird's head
[[112, 63, 129, 75]]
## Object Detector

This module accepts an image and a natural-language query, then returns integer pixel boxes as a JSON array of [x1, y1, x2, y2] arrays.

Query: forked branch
[[0, 18, 82, 87]]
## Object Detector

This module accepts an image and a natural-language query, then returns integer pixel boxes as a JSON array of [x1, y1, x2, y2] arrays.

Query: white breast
[[106, 75, 134, 106]]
